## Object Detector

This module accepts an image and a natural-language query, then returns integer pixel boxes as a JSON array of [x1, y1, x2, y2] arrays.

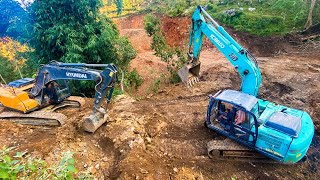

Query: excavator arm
[[30, 61, 118, 132], [31, 61, 117, 110], [179, 6, 262, 96]]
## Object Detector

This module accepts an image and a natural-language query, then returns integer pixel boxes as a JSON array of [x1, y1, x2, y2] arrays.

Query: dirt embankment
[[159, 15, 305, 56]]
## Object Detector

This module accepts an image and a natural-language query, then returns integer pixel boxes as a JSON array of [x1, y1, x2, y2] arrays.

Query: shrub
[[144, 14, 187, 84], [166, 0, 190, 17], [143, 14, 160, 36], [0, 146, 91, 179], [124, 69, 143, 90], [215, 11, 285, 36], [151, 78, 161, 93]]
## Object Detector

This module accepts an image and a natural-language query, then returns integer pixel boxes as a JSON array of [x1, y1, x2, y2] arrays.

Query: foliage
[[207, 0, 320, 35], [143, 14, 160, 36], [0, 146, 91, 179], [112, 87, 123, 97], [32, 0, 137, 95], [0, 37, 29, 64], [115, 36, 137, 68], [215, 11, 285, 36], [124, 69, 143, 90], [169, 48, 187, 84], [100, 0, 144, 17], [0, 37, 32, 82], [270, 0, 309, 28], [143, 14, 187, 84], [0, 0, 33, 42], [144, 0, 320, 35], [164, 0, 190, 17], [32, 0, 136, 66], [114, 0, 123, 15], [150, 77, 161, 93], [144, 0, 205, 17], [0, 55, 19, 83]]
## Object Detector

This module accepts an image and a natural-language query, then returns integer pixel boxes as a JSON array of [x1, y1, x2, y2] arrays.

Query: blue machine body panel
[[8, 78, 34, 88]]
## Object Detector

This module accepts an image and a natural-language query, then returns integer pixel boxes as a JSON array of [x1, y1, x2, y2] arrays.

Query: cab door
[[229, 105, 258, 147], [206, 100, 258, 148]]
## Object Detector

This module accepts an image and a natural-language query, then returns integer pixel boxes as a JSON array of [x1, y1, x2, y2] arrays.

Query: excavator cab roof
[[215, 90, 258, 111], [8, 78, 34, 88]]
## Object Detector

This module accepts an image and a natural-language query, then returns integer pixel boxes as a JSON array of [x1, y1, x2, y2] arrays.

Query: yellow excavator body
[[0, 86, 38, 113]]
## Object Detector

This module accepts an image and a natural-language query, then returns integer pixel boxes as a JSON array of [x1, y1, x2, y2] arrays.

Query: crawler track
[[0, 111, 66, 126], [207, 139, 276, 163], [0, 96, 85, 126]]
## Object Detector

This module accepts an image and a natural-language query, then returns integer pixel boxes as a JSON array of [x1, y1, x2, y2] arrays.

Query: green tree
[[32, 0, 136, 67], [0, 55, 20, 83], [0, 0, 33, 42], [114, 0, 123, 15], [31, 0, 137, 96]]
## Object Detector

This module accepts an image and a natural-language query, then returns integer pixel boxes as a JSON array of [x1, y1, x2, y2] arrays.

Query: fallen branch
[[301, 34, 320, 41]]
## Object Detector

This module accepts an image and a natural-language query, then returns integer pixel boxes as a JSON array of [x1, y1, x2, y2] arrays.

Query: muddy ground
[[1, 14, 320, 179]]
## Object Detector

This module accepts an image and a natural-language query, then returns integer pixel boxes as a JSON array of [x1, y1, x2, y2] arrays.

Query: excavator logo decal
[[210, 34, 224, 49], [66, 72, 87, 79]]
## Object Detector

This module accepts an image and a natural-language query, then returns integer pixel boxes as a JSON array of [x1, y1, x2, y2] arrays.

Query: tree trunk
[[305, 0, 317, 29]]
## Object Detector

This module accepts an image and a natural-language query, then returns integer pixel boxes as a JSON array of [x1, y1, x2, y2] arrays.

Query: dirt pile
[[158, 14, 301, 56]]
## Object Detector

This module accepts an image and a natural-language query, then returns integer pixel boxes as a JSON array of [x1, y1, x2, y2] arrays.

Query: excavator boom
[[179, 6, 262, 96]]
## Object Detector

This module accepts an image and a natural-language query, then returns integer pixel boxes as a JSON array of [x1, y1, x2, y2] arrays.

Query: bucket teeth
[[187, 76, 200, 87], [178, 62, 201, 87]]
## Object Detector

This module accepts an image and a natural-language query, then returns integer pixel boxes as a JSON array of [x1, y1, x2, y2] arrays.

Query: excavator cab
[[205, 90, 314, 164], [43, 80, 70, 104], [206, 90, 259, 148]]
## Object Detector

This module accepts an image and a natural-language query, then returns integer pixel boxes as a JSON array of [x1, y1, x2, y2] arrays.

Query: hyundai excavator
[[178, 6, 314, 164], [0, 61, 117, 133]]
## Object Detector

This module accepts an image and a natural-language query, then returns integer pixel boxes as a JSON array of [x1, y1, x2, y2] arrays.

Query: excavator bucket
[[178, 62, 201, 87], [83, 108, 108, 133]]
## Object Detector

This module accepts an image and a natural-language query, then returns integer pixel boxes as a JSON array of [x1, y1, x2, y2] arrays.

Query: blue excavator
[[0, 61, 117, 133], [178, 6, 314, 164]]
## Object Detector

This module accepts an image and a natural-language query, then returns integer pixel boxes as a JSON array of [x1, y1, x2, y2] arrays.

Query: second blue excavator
[[178, 6, 314, 164]]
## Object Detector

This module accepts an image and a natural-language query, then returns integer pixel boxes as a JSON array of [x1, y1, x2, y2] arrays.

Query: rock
[[147, 94, 154, 99], [140, 168, 148, 174], [95, 164, 100, 170], [193, 88, 200, 93], [89, 166, 96, 174], [173, 167, 179, 173], [159, 146, 165, 152], [102, 157, 108, 162], [145, 137, 152, 143]]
